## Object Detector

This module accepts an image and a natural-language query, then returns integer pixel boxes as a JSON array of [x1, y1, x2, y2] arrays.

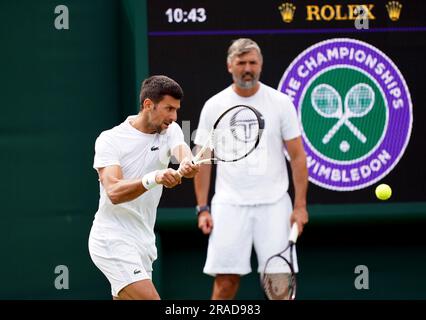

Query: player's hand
[[155, 168, 182, 188], [198, 211, 213, 235], [290, 206, 308, 235], [178, 158, 200, 178]]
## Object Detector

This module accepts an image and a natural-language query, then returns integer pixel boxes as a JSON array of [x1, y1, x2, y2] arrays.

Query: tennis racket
[[195, 104, 264, 164], [262, 223, 299, 300], [181, 105, 265, 172]]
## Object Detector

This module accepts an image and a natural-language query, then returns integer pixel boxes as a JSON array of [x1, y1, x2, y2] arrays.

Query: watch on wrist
[[196, 205, 210, 216]]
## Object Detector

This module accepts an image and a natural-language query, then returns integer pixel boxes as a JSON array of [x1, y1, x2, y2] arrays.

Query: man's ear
[[142, 98, 154, 110], [227, 63, 232, 74]]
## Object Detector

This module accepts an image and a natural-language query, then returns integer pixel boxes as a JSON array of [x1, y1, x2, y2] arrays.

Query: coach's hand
[[290, 206, 309, 235], [156, 168, 182, 188], [198, 211, 213, 235]]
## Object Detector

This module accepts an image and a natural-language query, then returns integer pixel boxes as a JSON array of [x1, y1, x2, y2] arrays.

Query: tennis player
[[88, 75, 199, 300], [193, 38, 309, 299]]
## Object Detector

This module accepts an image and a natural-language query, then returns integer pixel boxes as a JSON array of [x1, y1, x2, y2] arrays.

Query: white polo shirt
[[91, 116, 185, 262], [194, 83, 301, 205]]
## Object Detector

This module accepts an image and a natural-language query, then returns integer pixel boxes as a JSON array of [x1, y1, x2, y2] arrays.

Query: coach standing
[[193, 38, 309, 299]]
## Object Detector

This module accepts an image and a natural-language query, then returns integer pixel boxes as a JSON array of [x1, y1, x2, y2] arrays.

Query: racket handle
[[177, 168, 183, 178], [177, 159, 200, 178], [289, 223, 299, 244], [176, 158, 191, 178]]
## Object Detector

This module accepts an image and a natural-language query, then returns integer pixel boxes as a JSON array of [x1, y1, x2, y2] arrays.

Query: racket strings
[[263, 272, 296, 300], [311, 84, 341, 116], [262, 251, 296, 300], [346, 84, 375, 115], [213, 106, 261, 161]]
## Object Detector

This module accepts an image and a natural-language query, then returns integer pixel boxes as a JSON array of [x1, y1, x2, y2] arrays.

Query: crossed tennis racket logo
[[311, 83, 375, 144]]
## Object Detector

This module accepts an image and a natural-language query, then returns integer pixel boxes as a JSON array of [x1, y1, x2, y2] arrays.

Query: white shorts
[[88, 225, 153, 297], [203, 193, 298, 276]]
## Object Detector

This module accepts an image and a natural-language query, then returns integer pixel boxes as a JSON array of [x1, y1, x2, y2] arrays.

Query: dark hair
[[139, 75, 184, 105]]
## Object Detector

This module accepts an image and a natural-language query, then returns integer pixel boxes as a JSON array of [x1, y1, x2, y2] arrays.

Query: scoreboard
[[147, 0, 426, 206]]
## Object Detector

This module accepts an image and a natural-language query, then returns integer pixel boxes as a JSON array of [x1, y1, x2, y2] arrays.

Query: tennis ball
[[375, 184, 392, 201]]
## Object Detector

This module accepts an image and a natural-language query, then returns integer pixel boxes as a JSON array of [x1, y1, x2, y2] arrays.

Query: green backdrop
[[0, 0, 143, 299]]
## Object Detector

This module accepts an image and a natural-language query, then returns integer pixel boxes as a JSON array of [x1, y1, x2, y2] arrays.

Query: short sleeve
[[93, 133, 121, 170], [281, 95, 302, 141], [194, 103, 213, 147], [167, 122, 186, 151]]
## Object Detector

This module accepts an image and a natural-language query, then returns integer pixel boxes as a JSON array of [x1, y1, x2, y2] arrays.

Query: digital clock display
[[165, 8, 207, 23]]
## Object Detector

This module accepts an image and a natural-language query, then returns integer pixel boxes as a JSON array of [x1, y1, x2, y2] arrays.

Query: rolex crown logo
[[278, 3, 296, 23], [386, 1, 402, 21]]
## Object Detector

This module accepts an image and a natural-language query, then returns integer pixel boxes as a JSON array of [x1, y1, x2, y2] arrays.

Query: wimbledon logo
[[278, 38, 412, 191]]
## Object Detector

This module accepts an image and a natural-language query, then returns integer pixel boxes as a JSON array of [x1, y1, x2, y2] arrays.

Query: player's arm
[[285, 136, 309, 234], [171, 144, 200, 178], [193, 145, 214, 234], [98, 165, 181, 205]]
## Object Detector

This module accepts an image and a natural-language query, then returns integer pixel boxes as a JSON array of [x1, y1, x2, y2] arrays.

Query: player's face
[[149, 95, 180, 133], [228, 49, 263, 90]]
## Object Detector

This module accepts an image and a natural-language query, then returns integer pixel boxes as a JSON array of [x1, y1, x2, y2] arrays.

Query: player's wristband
[[142, 171, 159, 190]]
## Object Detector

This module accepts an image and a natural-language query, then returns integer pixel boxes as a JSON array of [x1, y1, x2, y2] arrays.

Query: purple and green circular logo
[[278, 38, 412, 191]]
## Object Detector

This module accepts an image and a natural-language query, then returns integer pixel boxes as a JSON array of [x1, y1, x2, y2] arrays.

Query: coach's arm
[[193, 146, 214, 235], [285, 136, 309, 235]]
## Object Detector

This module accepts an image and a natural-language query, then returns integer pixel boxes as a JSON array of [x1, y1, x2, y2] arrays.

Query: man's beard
[[234, 73, 259, 89], [156, 125, 166, 134]]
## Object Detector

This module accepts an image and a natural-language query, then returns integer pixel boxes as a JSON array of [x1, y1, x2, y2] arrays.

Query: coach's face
[[228, 49, 263, 90], [146, 95, 180, 133]]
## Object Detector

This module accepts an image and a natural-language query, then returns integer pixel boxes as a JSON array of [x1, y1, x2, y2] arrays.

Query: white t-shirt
[[194, 82, 301, 205], [91, 116, 185, 262]]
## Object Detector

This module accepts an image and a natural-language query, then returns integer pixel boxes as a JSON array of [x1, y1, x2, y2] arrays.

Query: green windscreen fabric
[[0, 0, 148, 299]]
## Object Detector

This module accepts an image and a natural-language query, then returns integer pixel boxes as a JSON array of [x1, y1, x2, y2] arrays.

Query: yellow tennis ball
[[375, 184, 392, 200]]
